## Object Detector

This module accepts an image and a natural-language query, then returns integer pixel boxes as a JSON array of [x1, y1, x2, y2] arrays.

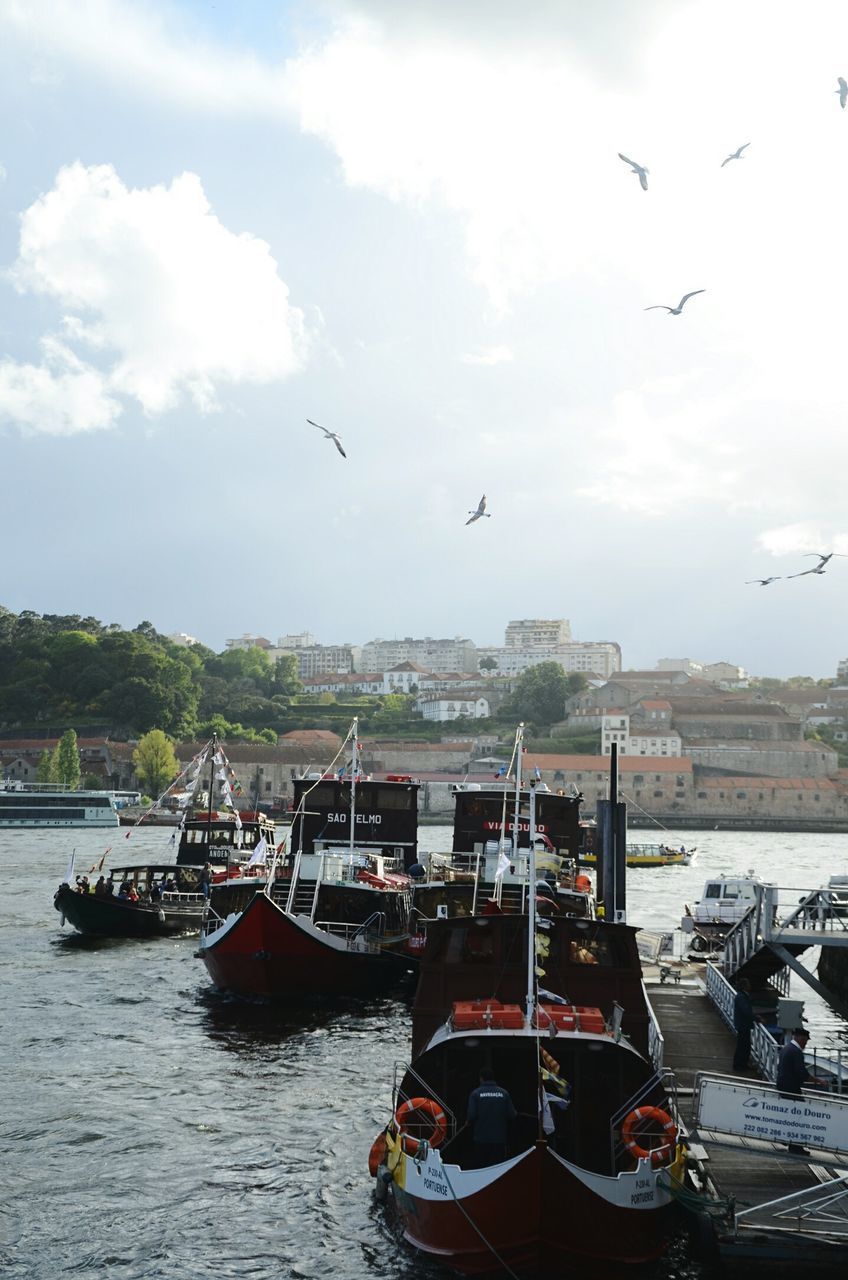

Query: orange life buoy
[[368, 1131, 387, 1176], [575, 874, 591, 894], [621, 1106, 677, 1168], [394, 1096, 448, 1155]]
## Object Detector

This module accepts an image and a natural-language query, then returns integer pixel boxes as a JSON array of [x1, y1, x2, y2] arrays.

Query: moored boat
[[53, 737, 275, 939], [197, 720, 416, 998], [368, 774, 682, 1273], [0, 780, 119, 828]]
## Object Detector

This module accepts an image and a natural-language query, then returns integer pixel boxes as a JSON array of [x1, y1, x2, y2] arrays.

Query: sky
[[2, 0, 848, 678]]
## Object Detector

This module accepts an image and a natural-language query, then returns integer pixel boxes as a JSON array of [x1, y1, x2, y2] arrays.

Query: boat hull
[[199, 892, 411, 998], [388, 1141, 672, 1274], [54, 885, 202, 938]]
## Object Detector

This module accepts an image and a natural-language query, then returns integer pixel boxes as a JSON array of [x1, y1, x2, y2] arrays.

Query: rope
[[437, 1160, 523, 1280], [617, 788, 671, 833]]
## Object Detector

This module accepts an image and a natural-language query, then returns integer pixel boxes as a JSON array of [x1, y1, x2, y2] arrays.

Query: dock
[[645, 965, 848, 1265]]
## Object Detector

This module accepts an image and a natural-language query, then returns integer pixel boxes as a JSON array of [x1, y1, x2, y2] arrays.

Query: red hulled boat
[[197, 719, 418, 998], [369, 742, 682, 1273]]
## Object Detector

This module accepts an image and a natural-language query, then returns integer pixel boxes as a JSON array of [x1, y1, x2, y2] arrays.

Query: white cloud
[[757, 526, 848, 558], [0, 163, 6, 182], [0, 337, 120, 434], [460, 345, 513, 366], [1, 162, 307, 430]]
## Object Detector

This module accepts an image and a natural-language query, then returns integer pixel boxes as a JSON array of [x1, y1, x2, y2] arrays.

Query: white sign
[[697, 1078, 848, 1151]]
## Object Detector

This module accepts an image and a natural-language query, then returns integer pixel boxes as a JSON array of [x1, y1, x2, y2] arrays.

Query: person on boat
[[199, 863, 212, 900], [126, 883, 139, 903], [466, 1068, 516, 1167], [76, 875, 90, 894], [94, 876, 108, 897], [149, 878, 162, 903]]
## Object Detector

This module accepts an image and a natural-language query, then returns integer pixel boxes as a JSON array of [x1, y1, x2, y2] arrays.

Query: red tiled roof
[[525, 753, 693, 774]]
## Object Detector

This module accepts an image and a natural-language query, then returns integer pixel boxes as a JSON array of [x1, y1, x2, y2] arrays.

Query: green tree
[[504, 662, 570, 727], [55, 728, 81, 789], [133, 730, 179, 799], [478, 657, 498, 673], [36, 747, 58, 783]]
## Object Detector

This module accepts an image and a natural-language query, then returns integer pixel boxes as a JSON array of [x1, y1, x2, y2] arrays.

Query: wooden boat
[[368, 779, 681, 1273], [197, 720, 417, 998], [53, 736, 275, 939]]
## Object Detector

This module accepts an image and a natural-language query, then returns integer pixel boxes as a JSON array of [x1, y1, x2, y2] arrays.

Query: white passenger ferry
[[0, 781, 119, 828]]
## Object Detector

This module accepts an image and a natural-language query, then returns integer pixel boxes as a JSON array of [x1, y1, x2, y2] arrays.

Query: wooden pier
[[645, 970, 848, 1265]]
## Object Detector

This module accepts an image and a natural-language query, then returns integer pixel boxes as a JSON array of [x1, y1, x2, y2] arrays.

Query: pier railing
[[705, 963, 780, 1079]]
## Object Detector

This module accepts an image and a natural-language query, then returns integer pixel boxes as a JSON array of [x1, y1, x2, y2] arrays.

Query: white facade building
[[476, 642, 621, 680], [360, 636, 477, 674], [504, 618, 572, 647], [417, 695, 491, 722]]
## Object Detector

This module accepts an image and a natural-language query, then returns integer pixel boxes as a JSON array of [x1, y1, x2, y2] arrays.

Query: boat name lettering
[[422, 1175, 448, 1196], [630, 1190, 655, 1205], [482, 821, 547, 834], [327, 813, 382, 825]]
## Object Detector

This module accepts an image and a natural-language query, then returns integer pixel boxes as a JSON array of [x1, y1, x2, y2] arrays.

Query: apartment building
[[359, 636, 477, 674], [504, 618, 572, 647]]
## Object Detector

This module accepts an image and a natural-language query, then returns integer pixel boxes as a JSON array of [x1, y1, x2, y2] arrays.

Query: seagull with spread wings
[[721, 142, 750, 167], [746, 577, 781, 586], [618, 153, 649, 191], [837, 77, 848, 109], [645, 289, 706, 316], [788, 552, 848, 578], [466, 495, 491, 526], [307, 418, 347, 458]]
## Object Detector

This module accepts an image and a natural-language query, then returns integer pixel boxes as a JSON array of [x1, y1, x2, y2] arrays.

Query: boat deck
[[646, 974, 848, 1264]]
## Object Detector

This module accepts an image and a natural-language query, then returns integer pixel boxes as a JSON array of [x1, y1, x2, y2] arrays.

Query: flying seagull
[[746, 577, 781, 586], [307, 418, 346, 458], [644, 289, 706, 315], [788, 552, 847, 578], [837, 77, 848, 109], [721, 142, 750, 167], [466, 495, 491, 525], [618, 153, 649, 191]]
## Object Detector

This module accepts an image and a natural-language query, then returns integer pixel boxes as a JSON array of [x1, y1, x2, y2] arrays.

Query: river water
[[3, 825, 847, 1279]]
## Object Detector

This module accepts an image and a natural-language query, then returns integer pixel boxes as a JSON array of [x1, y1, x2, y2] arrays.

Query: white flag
[[494, 848, 511, 881], [63, 850, 76, 885], [247, 836, 268, 867], [233, 810, 242, 831]]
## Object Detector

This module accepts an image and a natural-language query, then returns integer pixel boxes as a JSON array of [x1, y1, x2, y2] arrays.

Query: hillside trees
[[503, 664, 586, 728], [55, 728, 81, 789], [133, 730, 179, 799]]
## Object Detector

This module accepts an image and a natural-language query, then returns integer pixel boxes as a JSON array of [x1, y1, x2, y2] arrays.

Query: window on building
[[675, 790, 685, 798], [697, 791, 707, 799], [634, 775, 644, 784], [736, 791, 746, 799], [719, 791, 725, 799], [676, 776, 685, 787], [653, 789, 663, 797]]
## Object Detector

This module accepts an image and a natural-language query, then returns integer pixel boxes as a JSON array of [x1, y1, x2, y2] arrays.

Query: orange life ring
[[368, 1131, 387, 1176], [575, 874, 591, 893], [621, 1106, 677, 1167], [394, 1096, 448, 1155]]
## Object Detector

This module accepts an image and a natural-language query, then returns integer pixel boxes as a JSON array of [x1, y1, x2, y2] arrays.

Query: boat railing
[[391, 1061, 458, 1146], [644, 981, 665, 1071], [313, 913, 387, 951], [608, 1068, 680, 1171], [161, 891, 204, 904]]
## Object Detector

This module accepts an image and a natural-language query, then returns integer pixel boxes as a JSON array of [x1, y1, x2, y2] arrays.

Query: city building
[[475, 641, 621, 680], [359, 636, 477, 674], [504, 618, 572, 647], [416, 694, 491, 722]]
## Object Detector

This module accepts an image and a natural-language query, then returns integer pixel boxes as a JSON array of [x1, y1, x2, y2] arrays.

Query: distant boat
[[580, 841, 695, 869], [0, 780, 118, 828]]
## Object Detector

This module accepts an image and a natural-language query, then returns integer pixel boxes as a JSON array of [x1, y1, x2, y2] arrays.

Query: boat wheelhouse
[[0, 782, 118, 828]]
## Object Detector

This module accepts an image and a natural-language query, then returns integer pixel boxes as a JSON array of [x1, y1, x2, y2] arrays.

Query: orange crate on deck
[[535, 1004, 577, 1031], [575, 1006, 606, 1033]]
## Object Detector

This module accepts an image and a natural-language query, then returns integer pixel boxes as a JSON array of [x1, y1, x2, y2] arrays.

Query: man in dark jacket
[[467, 1068, 517, 1167], [732, 978, 755, 1072], [776, 1027, 827, 1154]]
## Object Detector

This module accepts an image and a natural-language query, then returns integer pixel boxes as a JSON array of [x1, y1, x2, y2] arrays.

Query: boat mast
[[525, 778, 538, 1023], [349, 717, 358, 858], [207, 733, 217, 845], [511, 723, 524, 866]]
